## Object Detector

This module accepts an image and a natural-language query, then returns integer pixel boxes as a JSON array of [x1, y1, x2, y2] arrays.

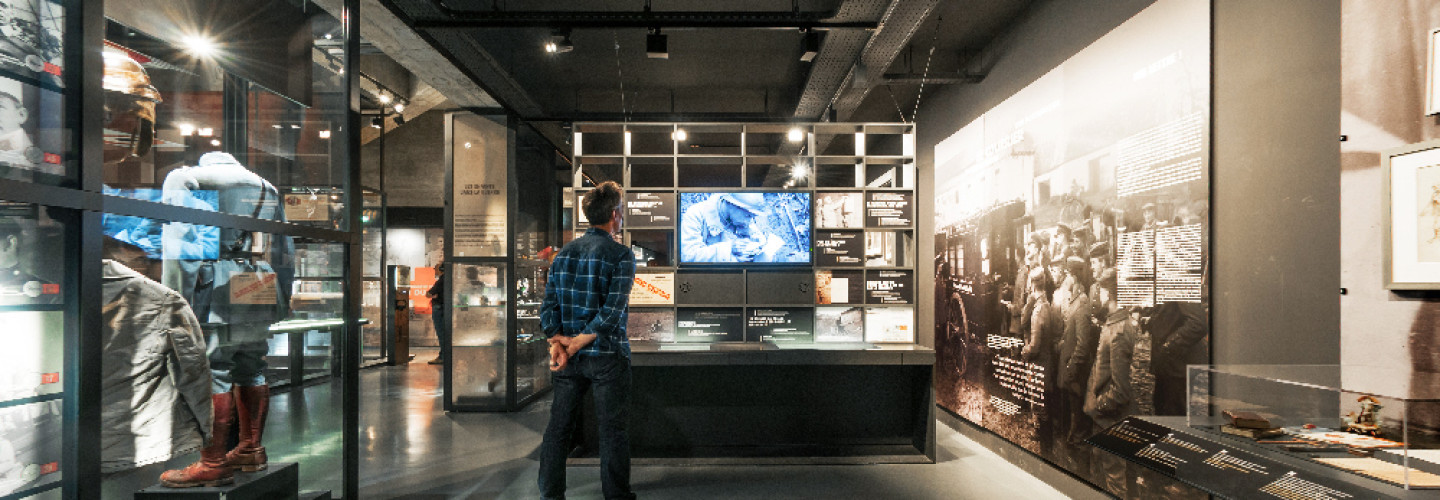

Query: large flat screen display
[[678, 192, 810, 264]]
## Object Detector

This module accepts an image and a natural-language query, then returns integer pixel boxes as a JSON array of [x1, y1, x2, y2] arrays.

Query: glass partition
[[450, 262, 507, 409]]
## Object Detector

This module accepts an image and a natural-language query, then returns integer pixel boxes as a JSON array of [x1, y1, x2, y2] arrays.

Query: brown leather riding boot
[[226, 384, 270, 472], [160, 393, 236, 487]]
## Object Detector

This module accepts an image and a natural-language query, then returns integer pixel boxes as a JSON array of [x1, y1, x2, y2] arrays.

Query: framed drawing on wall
[[1383, 141, 1440, 288], [1429, 28, 1440, 115]]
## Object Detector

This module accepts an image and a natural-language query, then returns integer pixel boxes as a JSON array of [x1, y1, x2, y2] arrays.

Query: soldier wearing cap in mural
[[679, 193, 785, 262]]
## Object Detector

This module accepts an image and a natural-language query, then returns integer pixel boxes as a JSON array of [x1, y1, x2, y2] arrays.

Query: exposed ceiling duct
[[310, 0, 500, 110], [791, 0, 891, 120], [822, 0, 940, 122]]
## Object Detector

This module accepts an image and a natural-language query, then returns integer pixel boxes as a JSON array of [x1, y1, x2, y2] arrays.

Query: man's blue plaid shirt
[[540, 228, 635, 359]]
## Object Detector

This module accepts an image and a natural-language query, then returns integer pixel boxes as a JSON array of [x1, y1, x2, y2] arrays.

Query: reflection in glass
[[452, 263, 507, 407], [0, 201, 65, 497]]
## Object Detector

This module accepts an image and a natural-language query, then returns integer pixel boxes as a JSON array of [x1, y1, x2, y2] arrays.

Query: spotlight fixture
[[377, 93, 391, 104], [319, 130, 332, 139], [393, 102, 405, 113], [672, 128, 688, 142], [646, 29, 668, 59], [545, 29, 573, 54], [178, 123, 195, 136], [791, 164, 809, 180], [209, 139, 221, 146], [800, 29, 820, 63], [370, 116, 383, 129], [787, 127, 805, 143], [182, 34, 218, 58], [394, 115, 407, 126], [197, 127, 214, 137]]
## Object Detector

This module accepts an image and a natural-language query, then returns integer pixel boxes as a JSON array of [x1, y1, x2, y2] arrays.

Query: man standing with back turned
[[539, 181, 637, 500]]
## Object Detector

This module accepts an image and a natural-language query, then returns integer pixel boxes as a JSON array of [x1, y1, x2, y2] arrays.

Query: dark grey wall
[[1211, 0, 1341, 364], [914, 0, 1160, 348], [361, 109, 448, 208]]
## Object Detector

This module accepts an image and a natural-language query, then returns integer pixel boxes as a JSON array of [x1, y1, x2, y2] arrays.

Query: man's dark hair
[[583, 181, 623, 226]]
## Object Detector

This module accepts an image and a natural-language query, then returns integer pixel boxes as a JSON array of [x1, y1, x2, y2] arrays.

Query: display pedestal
[[1090, 416, 1436, 499], [571, 345, 936, 465], [133, 462, 324, 500]]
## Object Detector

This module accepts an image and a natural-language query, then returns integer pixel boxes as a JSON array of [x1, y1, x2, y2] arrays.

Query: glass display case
[[443, 112, 563, 411], [1183, 365, 1440, 491]]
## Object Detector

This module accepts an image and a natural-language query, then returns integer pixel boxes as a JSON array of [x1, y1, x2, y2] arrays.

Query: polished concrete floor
[[357, 349, 1068, 499], [101, 349, 1069, 498]]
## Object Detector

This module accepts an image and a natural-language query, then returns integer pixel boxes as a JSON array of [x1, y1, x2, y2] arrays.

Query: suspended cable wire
[[910, 15, 943, 124]]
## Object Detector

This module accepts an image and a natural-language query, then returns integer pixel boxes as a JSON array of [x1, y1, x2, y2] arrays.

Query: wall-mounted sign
[[745, 308, 814, 343], [630, 273, 675, 305], [866, 270, 914, 304], [815, 230, 863, 267], [625, 192, 677, 228], [865, 191, 913, 227], [452, 115, 508, 257], [676, 308, 743, 343]]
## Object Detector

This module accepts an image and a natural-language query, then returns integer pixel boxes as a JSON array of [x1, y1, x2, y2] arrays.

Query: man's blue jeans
[[538, 353, 635, 500]]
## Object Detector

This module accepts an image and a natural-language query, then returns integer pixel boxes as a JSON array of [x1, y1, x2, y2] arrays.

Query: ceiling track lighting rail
[[410, 10, 878, 30]]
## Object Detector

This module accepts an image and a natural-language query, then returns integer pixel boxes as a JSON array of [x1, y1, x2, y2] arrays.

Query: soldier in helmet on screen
[[679, 193, 786, 263]]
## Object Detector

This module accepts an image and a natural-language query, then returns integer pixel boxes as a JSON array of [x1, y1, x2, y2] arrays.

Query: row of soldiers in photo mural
[[1000, 215, 1208, 487]]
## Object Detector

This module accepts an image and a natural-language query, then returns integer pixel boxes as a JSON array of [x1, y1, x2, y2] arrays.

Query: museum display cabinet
[[558, 121, 934, 463], [1090, 365, 1440, 499], [442, 111, 564, 411], [0, 1, 366, 498]]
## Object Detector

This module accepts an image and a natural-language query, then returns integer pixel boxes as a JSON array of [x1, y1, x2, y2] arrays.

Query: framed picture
[[1429, 28, 1440, 115], [1382, 140, 1440, 289]]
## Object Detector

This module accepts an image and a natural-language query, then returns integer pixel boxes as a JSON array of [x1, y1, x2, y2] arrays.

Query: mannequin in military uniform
[[103, 43, 292, 488]]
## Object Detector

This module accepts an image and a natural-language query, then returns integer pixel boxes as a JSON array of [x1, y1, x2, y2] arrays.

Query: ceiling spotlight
[[672, 129, 688, 142], [646, 29, 668, 59], [182, 34, 218, 58], [394, 115, 407, 126], [289, 124, 301, 129], [319, 130, 332, 139], [197, 127, 214, 137], [377, 93, 391, 104], [792, 164, 809, 179], [209, 139, 221, 146], [545, 29, 573, 54], [463, 142, 473, 149], [393, 103, 405, 113], [370, 116, 383, 129], [178, 123, 195, 136], [787, 127, 805, 143], [800, 29, 820, 63]]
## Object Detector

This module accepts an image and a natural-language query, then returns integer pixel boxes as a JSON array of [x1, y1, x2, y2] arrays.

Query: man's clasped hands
[[547, 334, 597, 371]]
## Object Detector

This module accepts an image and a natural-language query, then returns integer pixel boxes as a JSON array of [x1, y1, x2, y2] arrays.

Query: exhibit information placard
[[815, 230, 863, 267], [865, 192, 913, 227], [1088, 418, 1375, 499], [452, 115, 508, 257], [816, 269, 864, 305], [815, 306, 865, 342], [865, 270, 914, 304], [816, 192, 863, 228], [628, 308, 676, 342], [625, 192, 677, 228], [676, 308, 743, 343], [745, 308, 815, 343], [865, 307, 914, 343], [630, 273, 675, 305]]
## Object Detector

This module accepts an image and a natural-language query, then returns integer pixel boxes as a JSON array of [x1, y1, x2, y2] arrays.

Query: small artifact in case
[[1223, 410, 1272, 430], [1221, 425, 1285, 439]]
